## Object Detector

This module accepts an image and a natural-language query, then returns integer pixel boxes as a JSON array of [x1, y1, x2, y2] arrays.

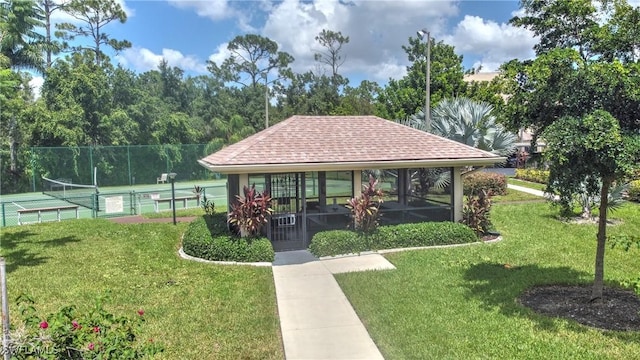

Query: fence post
[[130, 191, 136, 215], [165, 145, 170, 173], [127, 145, 132, 186], [30, 147, 37, 192], [1, 257, 11, 360], [1, 203, 5, 228], [89, 146, 94, 185]]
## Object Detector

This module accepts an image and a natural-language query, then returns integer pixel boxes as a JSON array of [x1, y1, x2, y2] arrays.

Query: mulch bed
[[519, 285, 640, 331]]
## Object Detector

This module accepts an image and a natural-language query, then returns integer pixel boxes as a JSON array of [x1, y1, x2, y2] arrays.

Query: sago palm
[[409, 97, 516, 156]]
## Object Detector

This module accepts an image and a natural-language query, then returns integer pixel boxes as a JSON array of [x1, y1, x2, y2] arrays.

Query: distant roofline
[[463, 72, 500, 82]]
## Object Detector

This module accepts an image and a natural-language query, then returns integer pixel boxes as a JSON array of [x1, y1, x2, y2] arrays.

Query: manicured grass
[[492, 187, 545, 203], [335, 202, 640, 359], [0, 219, 283, 359], [508, 177, 547, 191]]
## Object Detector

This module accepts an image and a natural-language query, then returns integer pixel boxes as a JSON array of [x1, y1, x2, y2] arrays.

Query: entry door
[[269, 173, 306, 251]]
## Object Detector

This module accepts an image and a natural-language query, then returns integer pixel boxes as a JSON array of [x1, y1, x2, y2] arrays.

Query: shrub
[[462, 190, 492, 235], [463, 172, 507, 196], [628, 180, 640, 202], [183, 216, 275, 262], [514, 168, 550, 184], [200, 195, 216, 217], [8, 294, 163, 359], [346, 175, 384, 234], [308, 230, 366, 257], [228, 184, 273, 238], [370, 222, 477, 250], [308, 222, 477, 257]]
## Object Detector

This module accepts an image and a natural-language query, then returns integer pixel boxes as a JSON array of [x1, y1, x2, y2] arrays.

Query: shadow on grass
[[463, 262, 640, 342], [0, 230, 37, 250], [463, 262, 588, 329], [1, 231, 80, 273]]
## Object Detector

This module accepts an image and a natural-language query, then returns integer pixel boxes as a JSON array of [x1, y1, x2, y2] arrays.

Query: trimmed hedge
[[308, 230, 367, 257], [463, 172, 507, 196], [309, 222, 478, 257], [629, 180, 640, 202], [182, 215, 275, 262], [514, 168, 549, 184]]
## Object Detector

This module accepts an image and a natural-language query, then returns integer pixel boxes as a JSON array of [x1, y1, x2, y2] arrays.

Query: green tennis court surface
[[1, 180, 228, 227]]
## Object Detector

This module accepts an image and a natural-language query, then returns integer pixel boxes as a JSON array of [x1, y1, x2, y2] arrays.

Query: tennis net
[[42, 177, 99, 210]]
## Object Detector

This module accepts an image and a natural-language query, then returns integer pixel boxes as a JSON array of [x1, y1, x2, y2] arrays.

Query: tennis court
[[1, 179, 228, 227]]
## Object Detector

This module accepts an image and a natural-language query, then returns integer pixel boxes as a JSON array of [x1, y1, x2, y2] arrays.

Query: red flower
[[39, 321, 48, 329], [88, 343, 95, 351], [137, 309, 144, 316], [72, 320, 81, 330], [93, 326, 100, 333]]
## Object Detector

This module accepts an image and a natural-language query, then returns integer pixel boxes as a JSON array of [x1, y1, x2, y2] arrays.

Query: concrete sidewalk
[[507, 184, 545, 197], [507, 183, 562, 201], [273, 250, 394, 359]]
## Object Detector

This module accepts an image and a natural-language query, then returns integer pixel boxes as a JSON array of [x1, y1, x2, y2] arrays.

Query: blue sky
[[38, 0, 541, 89]]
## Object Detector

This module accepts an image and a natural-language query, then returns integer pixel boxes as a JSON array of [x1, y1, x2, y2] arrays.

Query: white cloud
[[116, 47, 207, 73], [29, 76, 44, 100], [167, 0, 234, 20], [445, 15, 537, 72], [261, 0, 457, 81], [207, 43, 231, 66], [510, 8, 526, 18], [364, 61, 407, 82]]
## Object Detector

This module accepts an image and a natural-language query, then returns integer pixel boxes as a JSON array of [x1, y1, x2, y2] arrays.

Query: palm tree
[[0, 0, 45, 72], [400, 97, 516, 194], [409, 97, 516, 156]]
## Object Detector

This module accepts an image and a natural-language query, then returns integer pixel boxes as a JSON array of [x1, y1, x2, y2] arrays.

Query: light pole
[[262, 73, 270, 129], [168, 172, 177, 225], [417, 28, 431, 131]]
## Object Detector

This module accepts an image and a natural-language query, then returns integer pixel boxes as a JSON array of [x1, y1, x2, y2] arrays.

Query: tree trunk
[[591, 178, 612, 302], [45, 1, 52, 68]]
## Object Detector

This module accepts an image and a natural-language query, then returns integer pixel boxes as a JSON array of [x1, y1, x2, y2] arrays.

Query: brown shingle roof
[[199, 116, 503, 173]]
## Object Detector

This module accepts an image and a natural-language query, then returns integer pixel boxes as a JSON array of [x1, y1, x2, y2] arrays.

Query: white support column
[[239, 173, 249, 190], [353, 170, 362, 196], [453, 167, 463, 222]]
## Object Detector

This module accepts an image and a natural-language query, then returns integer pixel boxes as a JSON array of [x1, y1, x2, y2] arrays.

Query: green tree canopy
[[376, 36, 466, 120], [55, 0, 131, 66], [0, 0, 45, 72], [543, 110, 640, 301]]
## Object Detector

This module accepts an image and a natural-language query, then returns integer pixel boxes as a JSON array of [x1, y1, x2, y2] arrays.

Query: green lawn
[[335, 201, 640, 359], [492, 188, 544, 203], [508, 177, 547, 191], [0, 219, 283, 359]]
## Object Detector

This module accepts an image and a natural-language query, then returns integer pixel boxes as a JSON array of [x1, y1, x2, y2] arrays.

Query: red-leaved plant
[[228, 184, 273, 238], [461, 189, 492, 236], [346, 175, 384, 235]]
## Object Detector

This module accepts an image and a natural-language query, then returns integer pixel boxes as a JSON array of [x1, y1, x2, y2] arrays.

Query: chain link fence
[[1, 183, 227, 227], [26, 144, 220, 191]]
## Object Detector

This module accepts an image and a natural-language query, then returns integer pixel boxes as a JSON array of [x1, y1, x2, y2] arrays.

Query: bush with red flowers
[[5, 294, 163, 359]]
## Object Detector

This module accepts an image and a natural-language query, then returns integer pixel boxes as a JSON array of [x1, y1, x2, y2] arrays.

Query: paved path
[[273, 250, 395, 360], [507, 184, 558, 200], [109, 215, 197, 224]]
